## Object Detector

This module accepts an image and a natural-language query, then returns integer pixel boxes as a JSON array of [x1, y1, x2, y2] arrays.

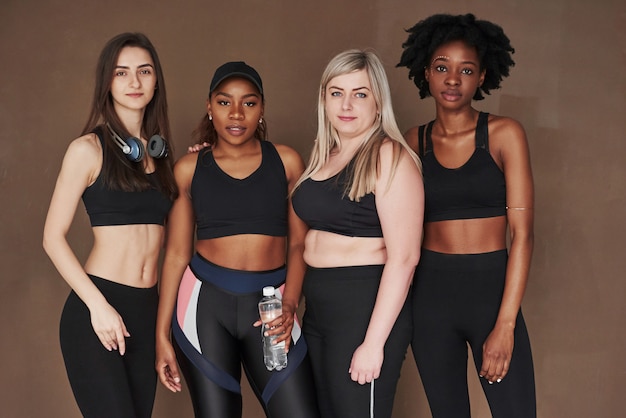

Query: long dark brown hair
[[81, 32, 177, 200]]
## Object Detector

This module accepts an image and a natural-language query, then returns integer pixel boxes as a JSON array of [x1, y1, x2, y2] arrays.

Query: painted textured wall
[[1, 0, 624, 416]]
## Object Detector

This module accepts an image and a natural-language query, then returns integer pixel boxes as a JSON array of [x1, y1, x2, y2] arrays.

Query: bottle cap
[[262, 286, 275, 297]]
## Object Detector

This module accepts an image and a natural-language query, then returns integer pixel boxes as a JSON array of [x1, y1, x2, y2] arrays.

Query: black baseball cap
[[209, 61, 263, 97]]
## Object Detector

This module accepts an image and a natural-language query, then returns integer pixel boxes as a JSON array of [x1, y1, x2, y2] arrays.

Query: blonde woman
[[292, 49, 424, 418]]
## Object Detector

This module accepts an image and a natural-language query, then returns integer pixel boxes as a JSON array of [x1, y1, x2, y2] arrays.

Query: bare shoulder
[[404, 125, 421, 140], [487, 114, 531, 168], [170, 152, 199, 195], [379, 138, 413, 168], [174, 151, 200, 174], [63, 132, 102, 172], [403, 125, 421, 153], [488, 114, 527, 145], [273, 143, 305, 170], [67, 132, 101, 158], [53, 133, 103, 187], [379, 138, 396, 156], [274, 143, 303, 161], [380, 137, 410, 156]]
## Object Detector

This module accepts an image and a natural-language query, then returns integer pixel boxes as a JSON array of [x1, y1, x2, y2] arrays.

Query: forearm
[[362, 261, 415, 349], [281, 241, 306, 311], [496, 232, 533, 328], [497, 119, 534, 329]]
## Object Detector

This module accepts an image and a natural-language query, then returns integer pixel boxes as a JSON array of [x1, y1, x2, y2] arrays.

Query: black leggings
[[302, 265, 412, 418], [173, 256, 319, 418], [59, 275, 158, 418], [412, 250, 536, 418]]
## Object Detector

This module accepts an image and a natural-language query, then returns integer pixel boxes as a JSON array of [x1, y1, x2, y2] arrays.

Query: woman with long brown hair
[[43, 32, 176, 418]]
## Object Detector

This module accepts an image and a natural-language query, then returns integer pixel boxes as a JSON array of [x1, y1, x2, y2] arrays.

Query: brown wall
[[1, 0, 624, 417]]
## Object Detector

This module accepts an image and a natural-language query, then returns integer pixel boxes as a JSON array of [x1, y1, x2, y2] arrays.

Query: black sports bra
[[418, 112, 506, 222], [191, 140, 288, 240], [292, 161, 383, 238], [82, 130, 173, 227]]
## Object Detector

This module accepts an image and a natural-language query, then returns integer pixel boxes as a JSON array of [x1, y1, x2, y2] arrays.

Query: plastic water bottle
[[258, 286, 288, 371]]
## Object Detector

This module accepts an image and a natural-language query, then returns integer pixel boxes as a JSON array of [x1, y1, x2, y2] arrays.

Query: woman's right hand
[[187, 142, 210, 154], [156, 338, 182, 392], [89, 301, 130, 355]]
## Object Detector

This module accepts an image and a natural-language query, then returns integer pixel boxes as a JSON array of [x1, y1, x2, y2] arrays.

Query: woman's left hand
[[349, 343, 383, 385], [480, 325, 514, 384]]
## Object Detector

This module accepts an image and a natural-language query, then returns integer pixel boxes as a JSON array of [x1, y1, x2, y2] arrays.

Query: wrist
[[281, 298, 298, 312], [494, 319, 516, 331], [85, 294, 109, 312], [156, 329, 172, 342], [361, 335, 385, 351]]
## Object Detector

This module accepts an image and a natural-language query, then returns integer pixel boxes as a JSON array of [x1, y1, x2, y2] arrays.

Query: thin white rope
[[370, 379, 375, 418]]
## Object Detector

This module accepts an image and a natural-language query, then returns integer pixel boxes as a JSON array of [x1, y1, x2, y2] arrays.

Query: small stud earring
[[209, 114, 212, 121], [259, 117, 263, 124]]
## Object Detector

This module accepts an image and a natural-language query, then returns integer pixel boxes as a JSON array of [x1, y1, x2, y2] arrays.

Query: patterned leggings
[[173, 254, 320, 418]]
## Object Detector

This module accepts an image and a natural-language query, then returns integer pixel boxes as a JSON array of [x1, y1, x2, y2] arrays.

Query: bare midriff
[[196, 234, 287, 271], [423, 216, 507, 254], [86, 224, 165, 288], [303, 229, 387, 268]]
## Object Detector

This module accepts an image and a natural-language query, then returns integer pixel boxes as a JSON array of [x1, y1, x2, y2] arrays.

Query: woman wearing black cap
[[155, 61, 320, 418]]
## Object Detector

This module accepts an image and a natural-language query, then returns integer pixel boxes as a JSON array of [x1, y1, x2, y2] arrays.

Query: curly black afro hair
[[397, 13, 515, 100]]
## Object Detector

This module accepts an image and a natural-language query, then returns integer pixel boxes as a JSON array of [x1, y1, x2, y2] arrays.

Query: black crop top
[[418, 112, 506, 222], [82, 131, 173, 226], [292, 161, 383, 238], [191, 140, 288, 240]]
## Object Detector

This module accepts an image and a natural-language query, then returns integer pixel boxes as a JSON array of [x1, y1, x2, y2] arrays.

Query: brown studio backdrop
[[1, 0, 624, 417]]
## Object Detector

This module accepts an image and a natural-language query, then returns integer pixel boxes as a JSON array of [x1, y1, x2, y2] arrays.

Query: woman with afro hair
[[397, 13, 536, 418]]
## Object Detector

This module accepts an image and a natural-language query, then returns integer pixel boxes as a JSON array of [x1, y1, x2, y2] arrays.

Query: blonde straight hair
[[294, 49, 421, 201]]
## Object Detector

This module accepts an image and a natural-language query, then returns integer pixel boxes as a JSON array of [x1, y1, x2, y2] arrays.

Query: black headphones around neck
[[107, 123, 168, 162]]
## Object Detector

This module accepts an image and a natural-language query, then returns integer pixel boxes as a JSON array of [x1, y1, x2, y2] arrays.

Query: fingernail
[[497, 378, 502, 383], [488, 381, 493, 385]]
